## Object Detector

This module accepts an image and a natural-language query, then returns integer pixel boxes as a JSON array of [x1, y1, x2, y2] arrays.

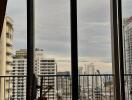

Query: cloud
[[77, 0, 110, 23], [6, 0, 27, 50], [45, 53, 112, 73], [7, 0, 132, 72], [122, 0, 132, 17]]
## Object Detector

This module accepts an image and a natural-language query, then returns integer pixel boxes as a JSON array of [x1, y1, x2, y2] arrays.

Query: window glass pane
[[0, 0, 27, 99], [35, 0, 71, 99], [122, 0, 132, 99], [77, 1, 112, 99], [78, 0, 112, 74], [7, 0, 27, 50], [122, 0, 132, 74], [35, 0, 71, 72]]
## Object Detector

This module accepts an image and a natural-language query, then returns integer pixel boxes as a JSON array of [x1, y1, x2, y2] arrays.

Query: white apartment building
[[34, 48, 45, 75], [12, 58, 27, 100], [0, 16, 13, 100], [56, 71, 71, 98], [11, 49, 27, 100], [123, 17, 132, 74], [34, 49, 57, 100], [123, 16, 132, 100], [38, 59, 56, 100], [12, 49, 57, 99], [83, 63, 95, 89], [15, 49, 27, 58]]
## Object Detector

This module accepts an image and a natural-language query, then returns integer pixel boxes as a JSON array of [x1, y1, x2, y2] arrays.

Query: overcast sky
[[6, 0, 132, 73]]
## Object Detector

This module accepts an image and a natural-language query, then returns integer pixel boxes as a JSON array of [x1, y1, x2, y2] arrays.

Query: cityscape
[[0, 0, 132, 100]]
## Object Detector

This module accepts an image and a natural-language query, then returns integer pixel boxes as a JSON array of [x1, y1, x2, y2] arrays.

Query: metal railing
[[79, 74, 114, 100], [38, 75, 71, 100], [0, 74, 132, 100]]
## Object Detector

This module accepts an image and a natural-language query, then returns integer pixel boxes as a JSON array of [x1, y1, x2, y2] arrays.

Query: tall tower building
[[0, 16, 13, 100], [12, 49, 27, 100], [56, 71, 71, 98], [123, 16, 132, 74], [123, 16, 132, 100], [39, 59, 57, 100], [83, 63, 95, 88], [34, 48, 45, 75]]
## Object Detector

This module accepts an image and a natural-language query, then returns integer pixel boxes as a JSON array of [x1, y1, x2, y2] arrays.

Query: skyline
[[6, 0, 132, 73]]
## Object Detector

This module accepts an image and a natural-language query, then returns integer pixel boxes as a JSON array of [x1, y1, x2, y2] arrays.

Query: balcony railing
[[0, 74, 132, 100], [6, 38, 13, 45]]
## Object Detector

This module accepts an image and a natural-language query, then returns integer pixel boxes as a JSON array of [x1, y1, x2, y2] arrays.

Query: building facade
[[123, 16, 132, 100], [12, 49, 57, 99], [34, 48, 45, 75], [0, 16, 13, 100], [39, 59, 56, 100], [11, 49, 27, 100], [56, 71, 71, 99]]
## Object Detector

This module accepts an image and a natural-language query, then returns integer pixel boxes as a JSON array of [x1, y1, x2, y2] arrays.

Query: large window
[[78, 0, 112, 74], [0, 0, 130, 99], [35, 0, 71, 73]]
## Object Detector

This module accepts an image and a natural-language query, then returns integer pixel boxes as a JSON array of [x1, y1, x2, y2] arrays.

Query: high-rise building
[[123, 16, 132, 74], [11, 49, 27, 100], [15, 49, 27, 58], [12, 49, 57, 99], [0, 16, 13, 100], [56, 71, 71, 98], [84, 63, 95, 89], [79, 64, 96, 99], [34, 48, 45, 75], [123, 16, 132, 100], [39, 59, 56, 100]]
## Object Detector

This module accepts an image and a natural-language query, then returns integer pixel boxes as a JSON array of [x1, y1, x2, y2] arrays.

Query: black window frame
[[110, 0, 125, 100], [26, 0, 79, 100], [0, 0, 124, 100], [0, 0, 126, 99]]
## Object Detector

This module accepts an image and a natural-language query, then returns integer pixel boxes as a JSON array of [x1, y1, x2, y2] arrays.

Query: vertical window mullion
[[70, 0, 78, 100], [117, 0, 125, 99], [26, 0, 35, 100], [110, 0, 121, 100]]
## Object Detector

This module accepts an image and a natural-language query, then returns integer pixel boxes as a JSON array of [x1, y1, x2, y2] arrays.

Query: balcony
[[6, 65, 11, 72], [6, 38, 13, 46], [6, 47, 13, 54], [6, 56, 13, 63], [0, 74, 132, 100]]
